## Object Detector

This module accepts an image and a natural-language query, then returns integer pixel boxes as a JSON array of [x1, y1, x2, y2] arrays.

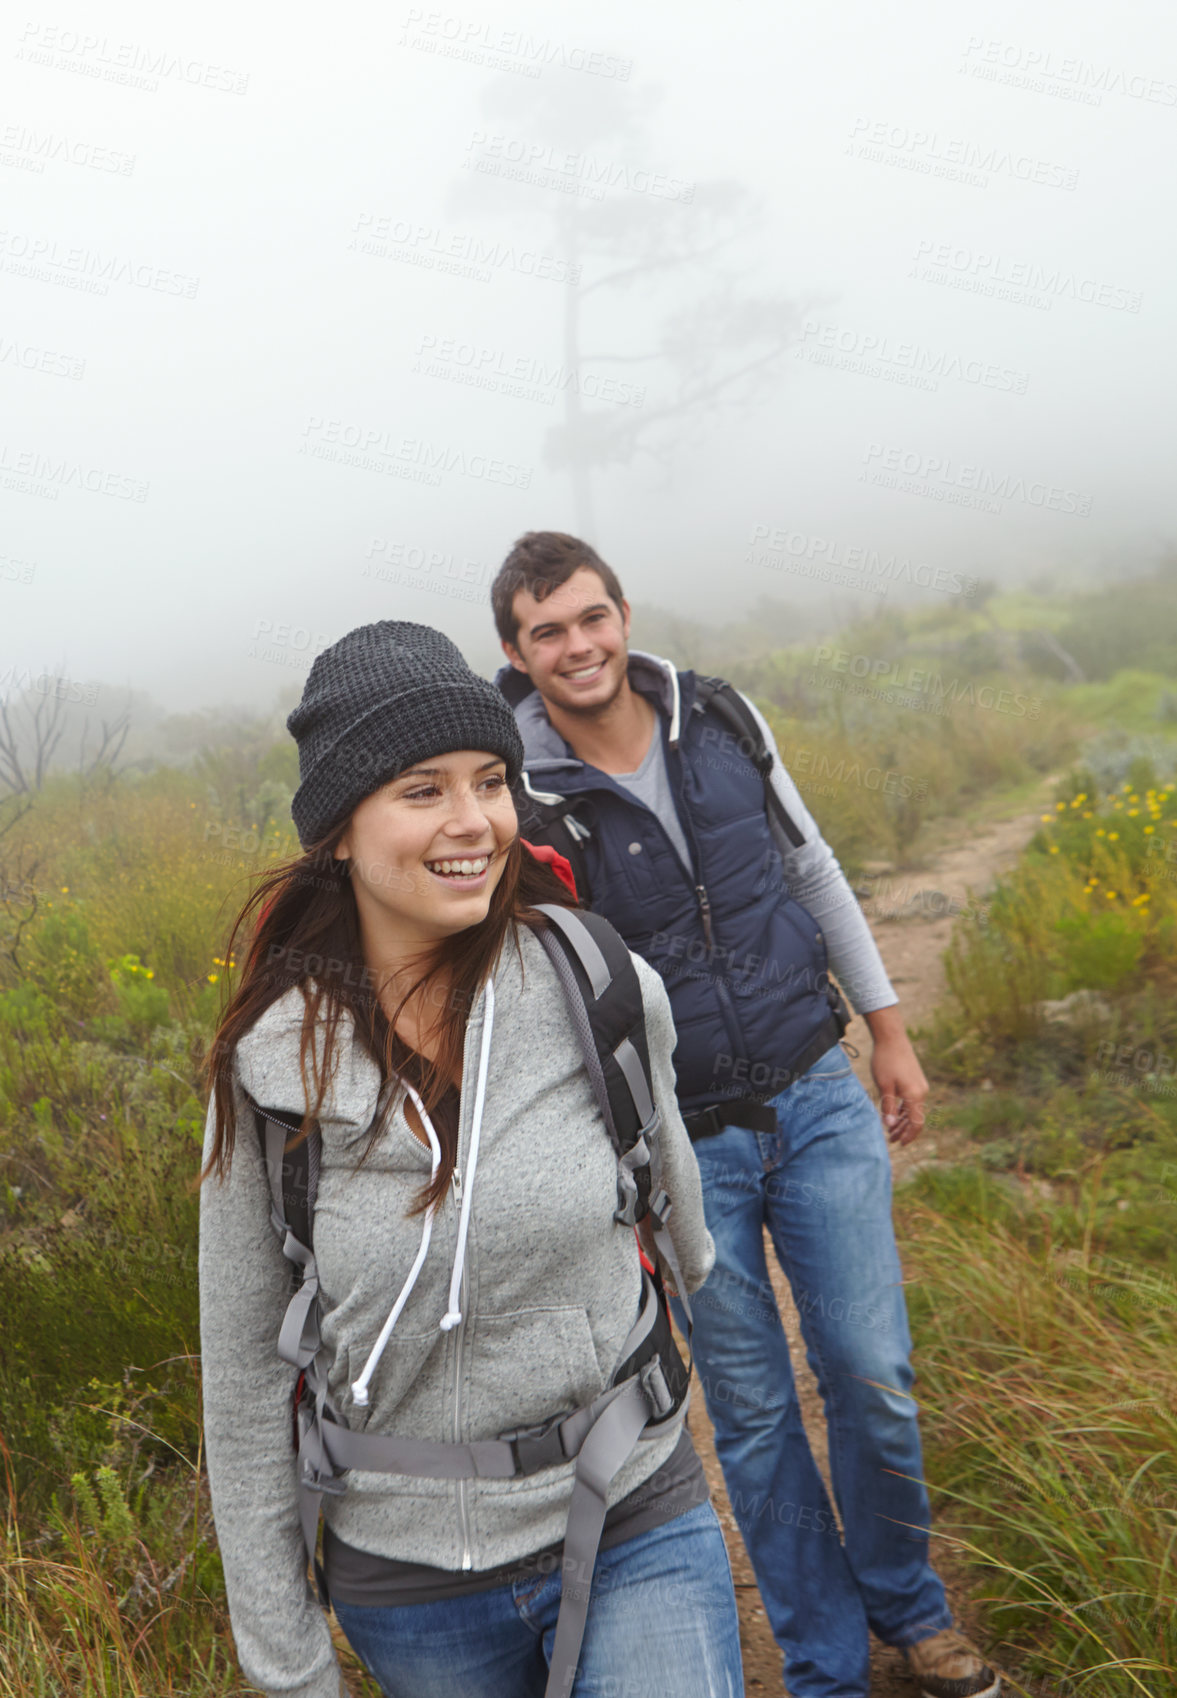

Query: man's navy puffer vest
[[498, 656, 842, 1115]]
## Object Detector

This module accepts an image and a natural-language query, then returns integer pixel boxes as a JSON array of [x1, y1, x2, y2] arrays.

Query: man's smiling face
[[502, 565, 631, 716]]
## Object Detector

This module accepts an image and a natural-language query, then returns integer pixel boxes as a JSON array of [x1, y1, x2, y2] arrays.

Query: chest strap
[[258, 1102, 691, 1698]]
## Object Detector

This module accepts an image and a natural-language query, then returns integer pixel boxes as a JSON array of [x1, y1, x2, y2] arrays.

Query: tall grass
[[899, 1180, 1177, 1697], [912, 763, 1177, 1694]]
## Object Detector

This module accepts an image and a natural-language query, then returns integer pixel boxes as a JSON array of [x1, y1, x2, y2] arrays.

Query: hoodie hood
[[494, 650, 684, 777], [233, 982, 384, 1145]]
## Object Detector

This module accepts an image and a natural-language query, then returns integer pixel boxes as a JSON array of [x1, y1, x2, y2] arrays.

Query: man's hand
[[864, 1005, 928, 1146]]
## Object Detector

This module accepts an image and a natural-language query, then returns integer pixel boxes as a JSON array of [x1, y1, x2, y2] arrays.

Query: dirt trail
[[686, 790, 1051, 1696]]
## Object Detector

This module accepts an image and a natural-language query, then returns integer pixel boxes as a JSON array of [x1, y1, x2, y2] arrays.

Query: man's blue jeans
[[331, 1500, 743, 1698], [674, 1043, 952, 1698]]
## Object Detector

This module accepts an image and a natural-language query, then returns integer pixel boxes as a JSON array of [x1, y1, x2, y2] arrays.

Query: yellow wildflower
[[208, 973, 219, 984]]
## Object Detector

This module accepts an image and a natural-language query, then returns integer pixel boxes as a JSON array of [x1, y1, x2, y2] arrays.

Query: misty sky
[[3, 0, 1174, 713]]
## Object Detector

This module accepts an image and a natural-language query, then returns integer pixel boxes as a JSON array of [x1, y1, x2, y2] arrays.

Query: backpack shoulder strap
[[530, 904, 663, 1229], [249, 1094, 320, 1265], [694, 674, 806, 848]]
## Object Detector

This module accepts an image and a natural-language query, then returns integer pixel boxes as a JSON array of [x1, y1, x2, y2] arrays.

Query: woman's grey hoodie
[[198, 923, 715, 1698]]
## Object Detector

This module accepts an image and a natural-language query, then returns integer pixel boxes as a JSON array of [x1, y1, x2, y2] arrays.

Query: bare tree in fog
[[0, 678, 68, 796], [451, 75, 802, 535], [0, 676, 132, 797]]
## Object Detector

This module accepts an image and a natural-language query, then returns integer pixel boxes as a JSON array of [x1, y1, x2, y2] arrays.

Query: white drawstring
[[440, 976, 494, 1331], [350, 1077, 441, 1408], [349, 975, 496, 1402]]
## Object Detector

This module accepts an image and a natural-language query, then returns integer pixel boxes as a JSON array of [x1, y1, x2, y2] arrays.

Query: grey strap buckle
[[501, 1409, 572, 1476], [638, 1355, 674, 1421], [614, 1166, 641, 1227], [299, 1453, 348, 1496], [613, 1120, 658, 1226], [296, 1385, 349, 1494]]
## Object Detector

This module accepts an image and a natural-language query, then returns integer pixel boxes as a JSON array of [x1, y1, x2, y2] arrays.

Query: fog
[[3, 0, 1173, 713]]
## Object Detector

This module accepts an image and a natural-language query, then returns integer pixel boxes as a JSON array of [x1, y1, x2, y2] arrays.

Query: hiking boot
[[903, 1628, 1001, 1698]]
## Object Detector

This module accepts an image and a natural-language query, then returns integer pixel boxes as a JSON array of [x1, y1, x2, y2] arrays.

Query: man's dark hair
[[491, 531, 625, 646]]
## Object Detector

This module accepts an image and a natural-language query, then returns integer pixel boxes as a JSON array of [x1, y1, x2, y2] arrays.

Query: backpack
[[245, 903, 692, 1698], [521, 672, 806, 905]]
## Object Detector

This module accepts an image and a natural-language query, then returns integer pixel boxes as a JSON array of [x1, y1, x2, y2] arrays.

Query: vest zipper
[[696, 883, 714, 950], [665, 739, 747, 1063]]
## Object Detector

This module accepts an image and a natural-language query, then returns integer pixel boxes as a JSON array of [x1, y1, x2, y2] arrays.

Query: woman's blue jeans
[[673, 1043, 952, 1698], [331, 1500, 744, 1698]]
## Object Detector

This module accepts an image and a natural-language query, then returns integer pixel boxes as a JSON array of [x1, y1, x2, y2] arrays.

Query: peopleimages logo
[[0, 441, 148, 502], [746, 524, 977, 598], [463, 130, 694, 203], [0, 124, 136, 175], [349, 215, 579, 285], [15, 22, 250, 94], [0, 335, 84, 379], [810, 644, 1042, 719], [0, 227, 199, 298], [911, 240, 1142, 314], [299, 418, 532, 490], [399, 10, 632, 81], [862, 443, 1092, 517], [413, 333, 645, 409], [959, 36, 1177, 107], [796, 318, 1029, 396], [847, 116, 1078, 190]]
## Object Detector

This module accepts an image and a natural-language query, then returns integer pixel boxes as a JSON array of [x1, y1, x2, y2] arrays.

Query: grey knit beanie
[[286, 621, 524, 848]]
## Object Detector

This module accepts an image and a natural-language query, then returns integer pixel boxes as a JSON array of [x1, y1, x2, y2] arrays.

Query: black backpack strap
[[694, 674, 806, 848], [530, 904, 662, 1228], [251, 1097, 318, 1263], [529, 902, 694, 1473], [519, 776, 594, 906], [246, 1090, 340, 1607]]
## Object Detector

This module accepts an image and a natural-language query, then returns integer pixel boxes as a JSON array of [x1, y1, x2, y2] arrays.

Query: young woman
[[197, 620, 743, 1698]]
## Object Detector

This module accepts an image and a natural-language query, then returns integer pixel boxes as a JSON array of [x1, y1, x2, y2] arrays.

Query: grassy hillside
[[0, 564, 1174, 1693], [899, 765, 1177, 1694]]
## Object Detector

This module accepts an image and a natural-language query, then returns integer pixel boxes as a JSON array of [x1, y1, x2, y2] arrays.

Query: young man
[[491, 532, 1000, 1698]]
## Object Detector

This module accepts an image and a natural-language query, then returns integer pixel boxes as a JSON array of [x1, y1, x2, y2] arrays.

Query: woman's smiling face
[[333, 750, 517, 952]]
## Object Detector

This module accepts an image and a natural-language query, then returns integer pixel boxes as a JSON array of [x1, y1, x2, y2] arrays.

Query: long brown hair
[[198, 815, 575, 1214]]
